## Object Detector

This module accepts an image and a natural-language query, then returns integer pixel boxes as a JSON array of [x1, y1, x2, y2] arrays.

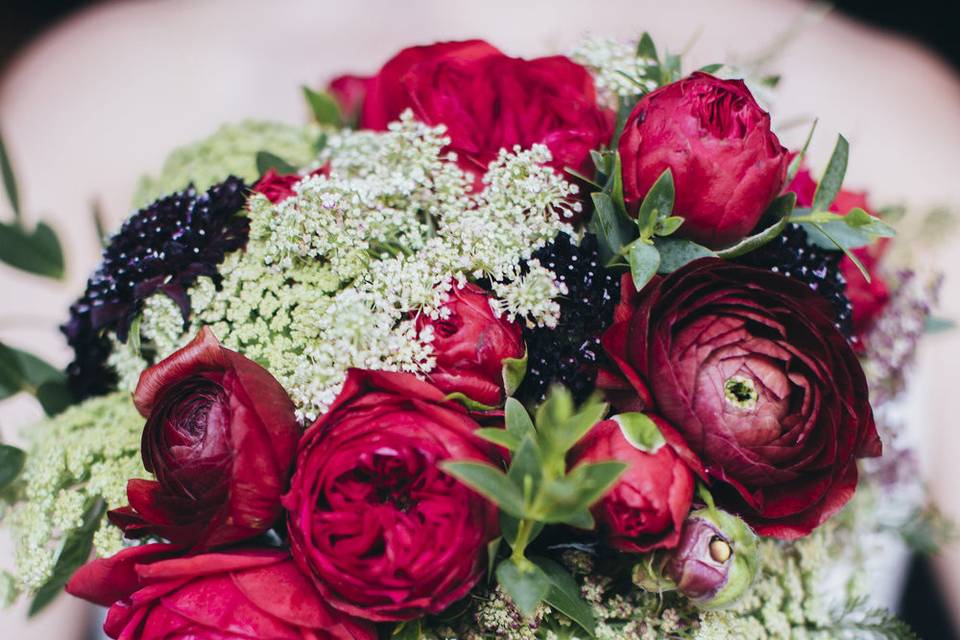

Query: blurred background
[[1, 0, 959, 638]]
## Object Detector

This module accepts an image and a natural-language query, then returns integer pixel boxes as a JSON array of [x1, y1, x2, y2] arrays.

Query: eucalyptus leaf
[[0, 220, 65, 279], [698, 63, 724, 74], [926, 316, 957, 334], [35, 381, 76, 417], [714, 212, 790, 259], [486, 536, 502, 583], [441, 462, 526, 518], [786, 118, 818, 184], [808, 222, 871, 282], [545, 396, 607, 454], [302, 86, 343, 127], [507, 437, 544, 499], [603, 152, 626, 215], [29, 498, 106, 616], [843, 208, 897, 237], [474, 427, 521, 452], [0, 443, 26, 490], [497, 560, 551, 618], [562, 508, 595, 530], [0, 341, 24, 400], [654, 216, 685, 237], [500, 512, 545, 548], [589, 192, 636, 259], [533, 556, 597, 637], [636, 32, 659, 63], [442, 392, 498, 412], [635, 169, 674, 234], [392, 620, 422, 640], [505, 397, 536, 439], [502, 351, 528, 397], [613, 412, 666, 453], [811, 134, 848, 212], [564, 167, 602, 190], [0, 128, 21, 219], [536, 462, 626, 523], [255, 151, 297, 176], [627, 241, 660, 289], [655, 238, 716, 273], [534, 386, 575, 433]]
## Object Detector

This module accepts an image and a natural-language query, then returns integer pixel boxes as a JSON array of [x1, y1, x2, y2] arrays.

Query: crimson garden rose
[[569, 415, 697, 552], [66, 544, 374, 640], [619, 73, 788, 248], [108, 327, 299, 549], [415, 283, 525, 406], [283, 369, 500, 622], [330, 40, 612, 180], [600, 260, 881, 538]]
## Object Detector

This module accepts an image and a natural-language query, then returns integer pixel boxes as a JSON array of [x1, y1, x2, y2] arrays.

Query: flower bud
[[665, 508, 758, 609]]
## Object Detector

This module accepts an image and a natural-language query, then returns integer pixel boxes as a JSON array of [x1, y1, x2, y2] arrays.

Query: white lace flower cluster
[[570, 35, 658, 102], [111, 112, 577, 421]]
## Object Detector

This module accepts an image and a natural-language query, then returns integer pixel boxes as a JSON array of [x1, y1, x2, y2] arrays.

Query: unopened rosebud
[[665, 508, 758, 609]]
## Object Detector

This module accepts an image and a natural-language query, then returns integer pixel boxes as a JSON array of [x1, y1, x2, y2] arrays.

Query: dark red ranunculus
[[788, 168, 891, 338], [329, 40, 612, 180], [283, 369, 500, 622], [415, 283, 524, 407], [619, 72, 788, 249], [108, 327, 299, 550], [66, 544, 374, 640], [569, 415, 698, 552], [253, 166, 330, 204], [599, 260, 881, 539]]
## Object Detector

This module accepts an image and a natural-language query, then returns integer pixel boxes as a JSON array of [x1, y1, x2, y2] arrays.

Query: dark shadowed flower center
[[723, 376, 758, 410], [348, 447, 430, 513]]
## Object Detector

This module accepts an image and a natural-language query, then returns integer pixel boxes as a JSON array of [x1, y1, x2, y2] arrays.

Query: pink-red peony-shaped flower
[[415, 283, 525, 407], [619, 72, 788, 248], [282, 369, 501, 622], [66, 544, 374, 640], [329, 40, 612, 180], [599, 260, 881, 539], [569, 415, 698, 552], [108, 327, 300, 550]]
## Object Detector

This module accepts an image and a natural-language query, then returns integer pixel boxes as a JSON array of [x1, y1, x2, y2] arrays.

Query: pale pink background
[[1, 0, 959, 636]]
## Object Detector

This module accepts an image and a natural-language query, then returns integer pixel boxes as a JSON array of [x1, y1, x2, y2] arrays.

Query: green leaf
[[545, 395, 607, 454], [808, 222, 871, 282], [0, 443, 26, 490], [0, 341, 25, 400], [0, 220, 65, 279], [256, 151, 297, 176], [302, 86, 343, 127], [654, 216, 685, 237], [496, 559, 550, 618], [843, 207, 897, 237], [500, 512, 545, 547], [627, 240, 660, 289], [392, 619, 422, 640], [801, 220, 872, 250], [29, 497, 106, 616], [505, 397, 535, 439], [35, 381, 75, 417], [502, 351, 528, 397], [603, 152, 626, 214], [926, 316, 957, 334], [811, 134, 848, 212], [613, 412, 666, 453], [0, 129, 21, 219], [534, 387, 574, 434], [655, 238, 716, 273], [533, 556, 597, 637], [3, 346, 72, 415], [661, 53, 682, 83], [714, 209, 791, 259], [475, 427, 521, 452], [443, 392, 498, 412], [129, 314, 143, 358], [91, 198, 109, 247], [564, 167, 602, 190], [698, 63, 724, 74], [486, 536, 502, 581], [589, 192, 636, 260], [507, 436, 544, 498], [635, 169, 675, 235], [441, 461, 525, 518], [562, 508, 595, 530], [786, 118, 818, 184], [636, 32, 659, 63], [536, 462, 626, 523]]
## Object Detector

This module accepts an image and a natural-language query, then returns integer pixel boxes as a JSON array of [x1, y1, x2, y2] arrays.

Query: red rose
[[283, 369, 500, 621], [330, 40, 612, 180], [619, 73, 788, 249], [415, 283, 524, 406], [253, 166, 330, 204], [66, 544, 374, 640], [788, 168, 891, 338], [108, 327, 299, 549], [600, 260, 881, 538], [328, 74, 374, 125], [569, 415, 697, 552]]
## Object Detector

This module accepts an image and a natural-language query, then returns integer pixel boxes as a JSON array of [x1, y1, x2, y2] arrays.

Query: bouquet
[[0, 33, 946, 639]]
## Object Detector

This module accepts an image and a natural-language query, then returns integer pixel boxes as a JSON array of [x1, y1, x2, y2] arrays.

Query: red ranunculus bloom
[[253, 166, 330, 204], [108, 327, 299, 549], [788, 168, 891, 339], [66, 544, 374, 640], [415, 283, 524, 406], [329, 40, 612, 180], [599, 260, 881, 538], [619, 73, 788, 249], [283, 369, 500, 622], [569, 416, 698, 552]]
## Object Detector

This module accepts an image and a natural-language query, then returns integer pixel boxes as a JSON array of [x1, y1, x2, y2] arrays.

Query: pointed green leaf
[[0, 129, 21, 219], [603, 152, 626, 214], [562, 508, 595, 530], [35, 381, 74, 417], [627, 240, 660, 289], [533, 556, 597, 637], [505, 397, 535, 438], [926, 316, 957, 334], [302, 86, 343, 127], [698, 63, 724, 75], [535, 386, 574, 434], [256, 151, 297, 176], [654, 216, 685, 237], [811, 134, 848, 212], [536, 462, 626, 523], [589, 192, 636, 259], [613, 412, 666, 453], [714, 211, 791, 259], [507, 436, 544, 498], [486, 536, 502, 582], [500, 512, 545, 547], [655, 238, 716, 273], [443, 392, 498, 412], [441, 462, 525, 518], [0, 443, 26, 490], [786, 118, 818, 184], [0, 341, 25, 400], [636, 32, 659, 62], [502, 351, 528, 397], [564, 167, 602, 190], [0, 220, 65, 279], [635, 169, 674, 234], [808, 222, 871, 282], [497, 559, 550, 617], [546, 395, 607, 453], [475, 428, 521, 452], [843, 208, 897, 237], [91, 198, 108, 247]]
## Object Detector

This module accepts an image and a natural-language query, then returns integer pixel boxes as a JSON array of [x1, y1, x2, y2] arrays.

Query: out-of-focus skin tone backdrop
[[1, 0, 959, 637]]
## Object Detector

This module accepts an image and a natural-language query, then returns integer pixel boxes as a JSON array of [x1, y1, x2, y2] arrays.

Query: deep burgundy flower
[[329, 40, 612, 180], [619, 73, 788, 248], [599, 260, 881, 538], [415, 283, 524, 407], [66, 544, 374, 640], [569, 415, 697, 552], [283, 369, 500, 622], [108, 327, 299, 550]]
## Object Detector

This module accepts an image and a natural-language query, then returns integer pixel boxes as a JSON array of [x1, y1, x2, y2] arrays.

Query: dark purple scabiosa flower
[[62, 177, 249, 398]]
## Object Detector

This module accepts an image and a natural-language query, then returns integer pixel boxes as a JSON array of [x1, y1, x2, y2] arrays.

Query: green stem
[[510, 518, 536, 568]]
